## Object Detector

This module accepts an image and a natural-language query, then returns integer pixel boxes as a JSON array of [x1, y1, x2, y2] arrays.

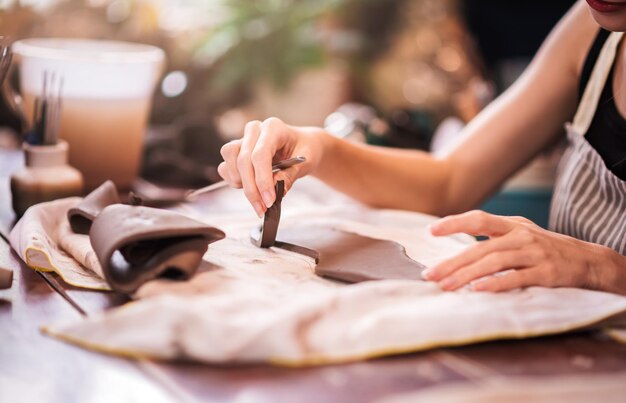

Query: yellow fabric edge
[[24, 246, 111, 291], [41, 304, 626, 368], [269, 307, 626, 367], [41, 326, 158, 361], [604, 327, 626, 344]]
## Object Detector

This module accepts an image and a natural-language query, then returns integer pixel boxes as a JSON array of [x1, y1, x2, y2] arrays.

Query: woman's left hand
[[422, 210, 623, 293]]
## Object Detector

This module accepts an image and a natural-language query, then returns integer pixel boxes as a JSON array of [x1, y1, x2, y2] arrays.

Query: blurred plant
[[193, 0, 391, 106], [0, 0, 484, 126]]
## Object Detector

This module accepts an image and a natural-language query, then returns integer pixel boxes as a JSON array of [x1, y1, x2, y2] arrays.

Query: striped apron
[[549, 31, 626, 255]]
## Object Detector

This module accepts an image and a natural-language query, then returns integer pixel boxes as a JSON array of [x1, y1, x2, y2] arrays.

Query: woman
[[218, 0, 626, 294]]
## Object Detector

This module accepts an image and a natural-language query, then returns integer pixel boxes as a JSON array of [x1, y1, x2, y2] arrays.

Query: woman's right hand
[[218, 117, 327, 217]]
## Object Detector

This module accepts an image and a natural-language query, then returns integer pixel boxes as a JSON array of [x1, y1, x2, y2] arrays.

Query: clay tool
[[249, 179, 319, 261], [0, 40, 11, 89], [130, 156, 306, 207], [250, 180, 284, 248], [184, 156, 305, 200], [44, 73, 63, 145], [27, 71, 63, 145]]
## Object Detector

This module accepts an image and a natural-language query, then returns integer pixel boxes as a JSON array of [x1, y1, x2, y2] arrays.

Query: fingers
[[274, 166, 298, 195], [430, 210, 516, 238], [237, 120, 267, 217], [220, 117, 300, 217], [220, 122, 265, 217], [472, 267, 542, 292], [423, 234, 524, 282], [436, 250, 539, 291], [219, 139, 243, 187], [252, 118, 290, 208], [426, 211, 548, 292], [426, 212, 585, 293]]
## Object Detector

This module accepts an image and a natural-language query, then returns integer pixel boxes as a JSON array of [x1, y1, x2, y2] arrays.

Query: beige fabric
[[377, 373, 626, 403], [44, 278, 626, 365], [35, 194, 626, 365], [9, 198, 109, 290], [10, 180, 626, 365], [8, 188, 469, 291]]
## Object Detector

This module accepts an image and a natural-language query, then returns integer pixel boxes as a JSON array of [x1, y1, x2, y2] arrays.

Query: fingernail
[[421, 268, 433, 280], [253, 202, 265, 218], [429, 223, 441, 235], [262, 190, 274, 208], [439, 278, 454, 290], [471, 280, 487, 291]]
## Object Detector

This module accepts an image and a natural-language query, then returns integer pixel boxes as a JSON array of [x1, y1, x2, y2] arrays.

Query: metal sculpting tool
[[130, 156, 306, 207], [184, 156, 305, 200], [249, 177, 319, 262]]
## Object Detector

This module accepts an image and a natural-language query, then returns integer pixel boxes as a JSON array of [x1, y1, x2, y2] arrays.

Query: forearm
[[219, 1, 596, 221], [313, 132, 452, 215], [311, 3, 591, 216]]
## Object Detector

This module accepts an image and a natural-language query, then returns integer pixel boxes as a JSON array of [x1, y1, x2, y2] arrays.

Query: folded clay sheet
[[88, 203, 224, 293], [33, 200, 626, 366], [10, 191, 224, 293]]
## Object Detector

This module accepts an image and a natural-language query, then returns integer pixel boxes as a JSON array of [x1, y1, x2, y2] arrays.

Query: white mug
[[11, 38, 165, 190]]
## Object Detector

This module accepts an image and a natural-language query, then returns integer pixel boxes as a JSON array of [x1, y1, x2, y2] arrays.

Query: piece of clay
[[250, 180, 284, 248], [276, 226, 426, 283], [67, 180, 226, 293], [273, 241, 320, 262], [67, 180, 120, 234], [89, 204, 225, 293], [0, 266, 13, 289]]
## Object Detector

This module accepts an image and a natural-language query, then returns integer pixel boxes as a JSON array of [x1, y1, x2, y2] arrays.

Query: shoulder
[[542, 0, 601, 79]]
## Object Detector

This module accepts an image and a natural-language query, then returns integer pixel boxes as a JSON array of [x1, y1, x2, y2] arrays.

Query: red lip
[[586, 0, 626, 12]]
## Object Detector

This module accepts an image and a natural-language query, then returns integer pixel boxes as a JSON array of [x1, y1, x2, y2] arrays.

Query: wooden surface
[[2, 145, 626, 403]]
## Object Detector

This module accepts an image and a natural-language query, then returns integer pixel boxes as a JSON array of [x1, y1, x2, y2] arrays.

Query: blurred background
[[0, 0, 576, 225]]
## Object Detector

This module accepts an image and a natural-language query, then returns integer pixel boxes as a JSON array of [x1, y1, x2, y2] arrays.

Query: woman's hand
[[423, 210, 626, 294], [219, 117, 326, 217]]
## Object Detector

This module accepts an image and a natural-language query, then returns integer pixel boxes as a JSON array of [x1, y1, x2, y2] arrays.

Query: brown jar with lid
[[10, 140, 84, 217]]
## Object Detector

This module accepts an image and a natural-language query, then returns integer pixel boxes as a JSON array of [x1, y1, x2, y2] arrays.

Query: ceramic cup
[[11, 38, 165, 190]]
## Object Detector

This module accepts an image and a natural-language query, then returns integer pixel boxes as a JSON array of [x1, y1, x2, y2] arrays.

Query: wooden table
[[2, 145, 626, 403]]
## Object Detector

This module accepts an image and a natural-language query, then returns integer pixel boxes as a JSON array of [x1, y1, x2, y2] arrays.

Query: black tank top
[[579, 29, 626, 181]]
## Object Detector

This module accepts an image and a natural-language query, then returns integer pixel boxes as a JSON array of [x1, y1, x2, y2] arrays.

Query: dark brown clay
[[90, 204, 225, 293], [276, 226, 426, 283], [250, 180, 284, 248], [67, 180, 120, 234], [68, 180, 225, 293]]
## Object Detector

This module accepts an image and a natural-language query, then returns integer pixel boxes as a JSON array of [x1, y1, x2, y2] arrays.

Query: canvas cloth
[[9, 179, 626, 366], [9, 197, 109, 290]]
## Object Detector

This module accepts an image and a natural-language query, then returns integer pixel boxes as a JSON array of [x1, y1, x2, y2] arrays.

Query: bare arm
[[314, 1, 596, 215], [219, 1, 597, 217]]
